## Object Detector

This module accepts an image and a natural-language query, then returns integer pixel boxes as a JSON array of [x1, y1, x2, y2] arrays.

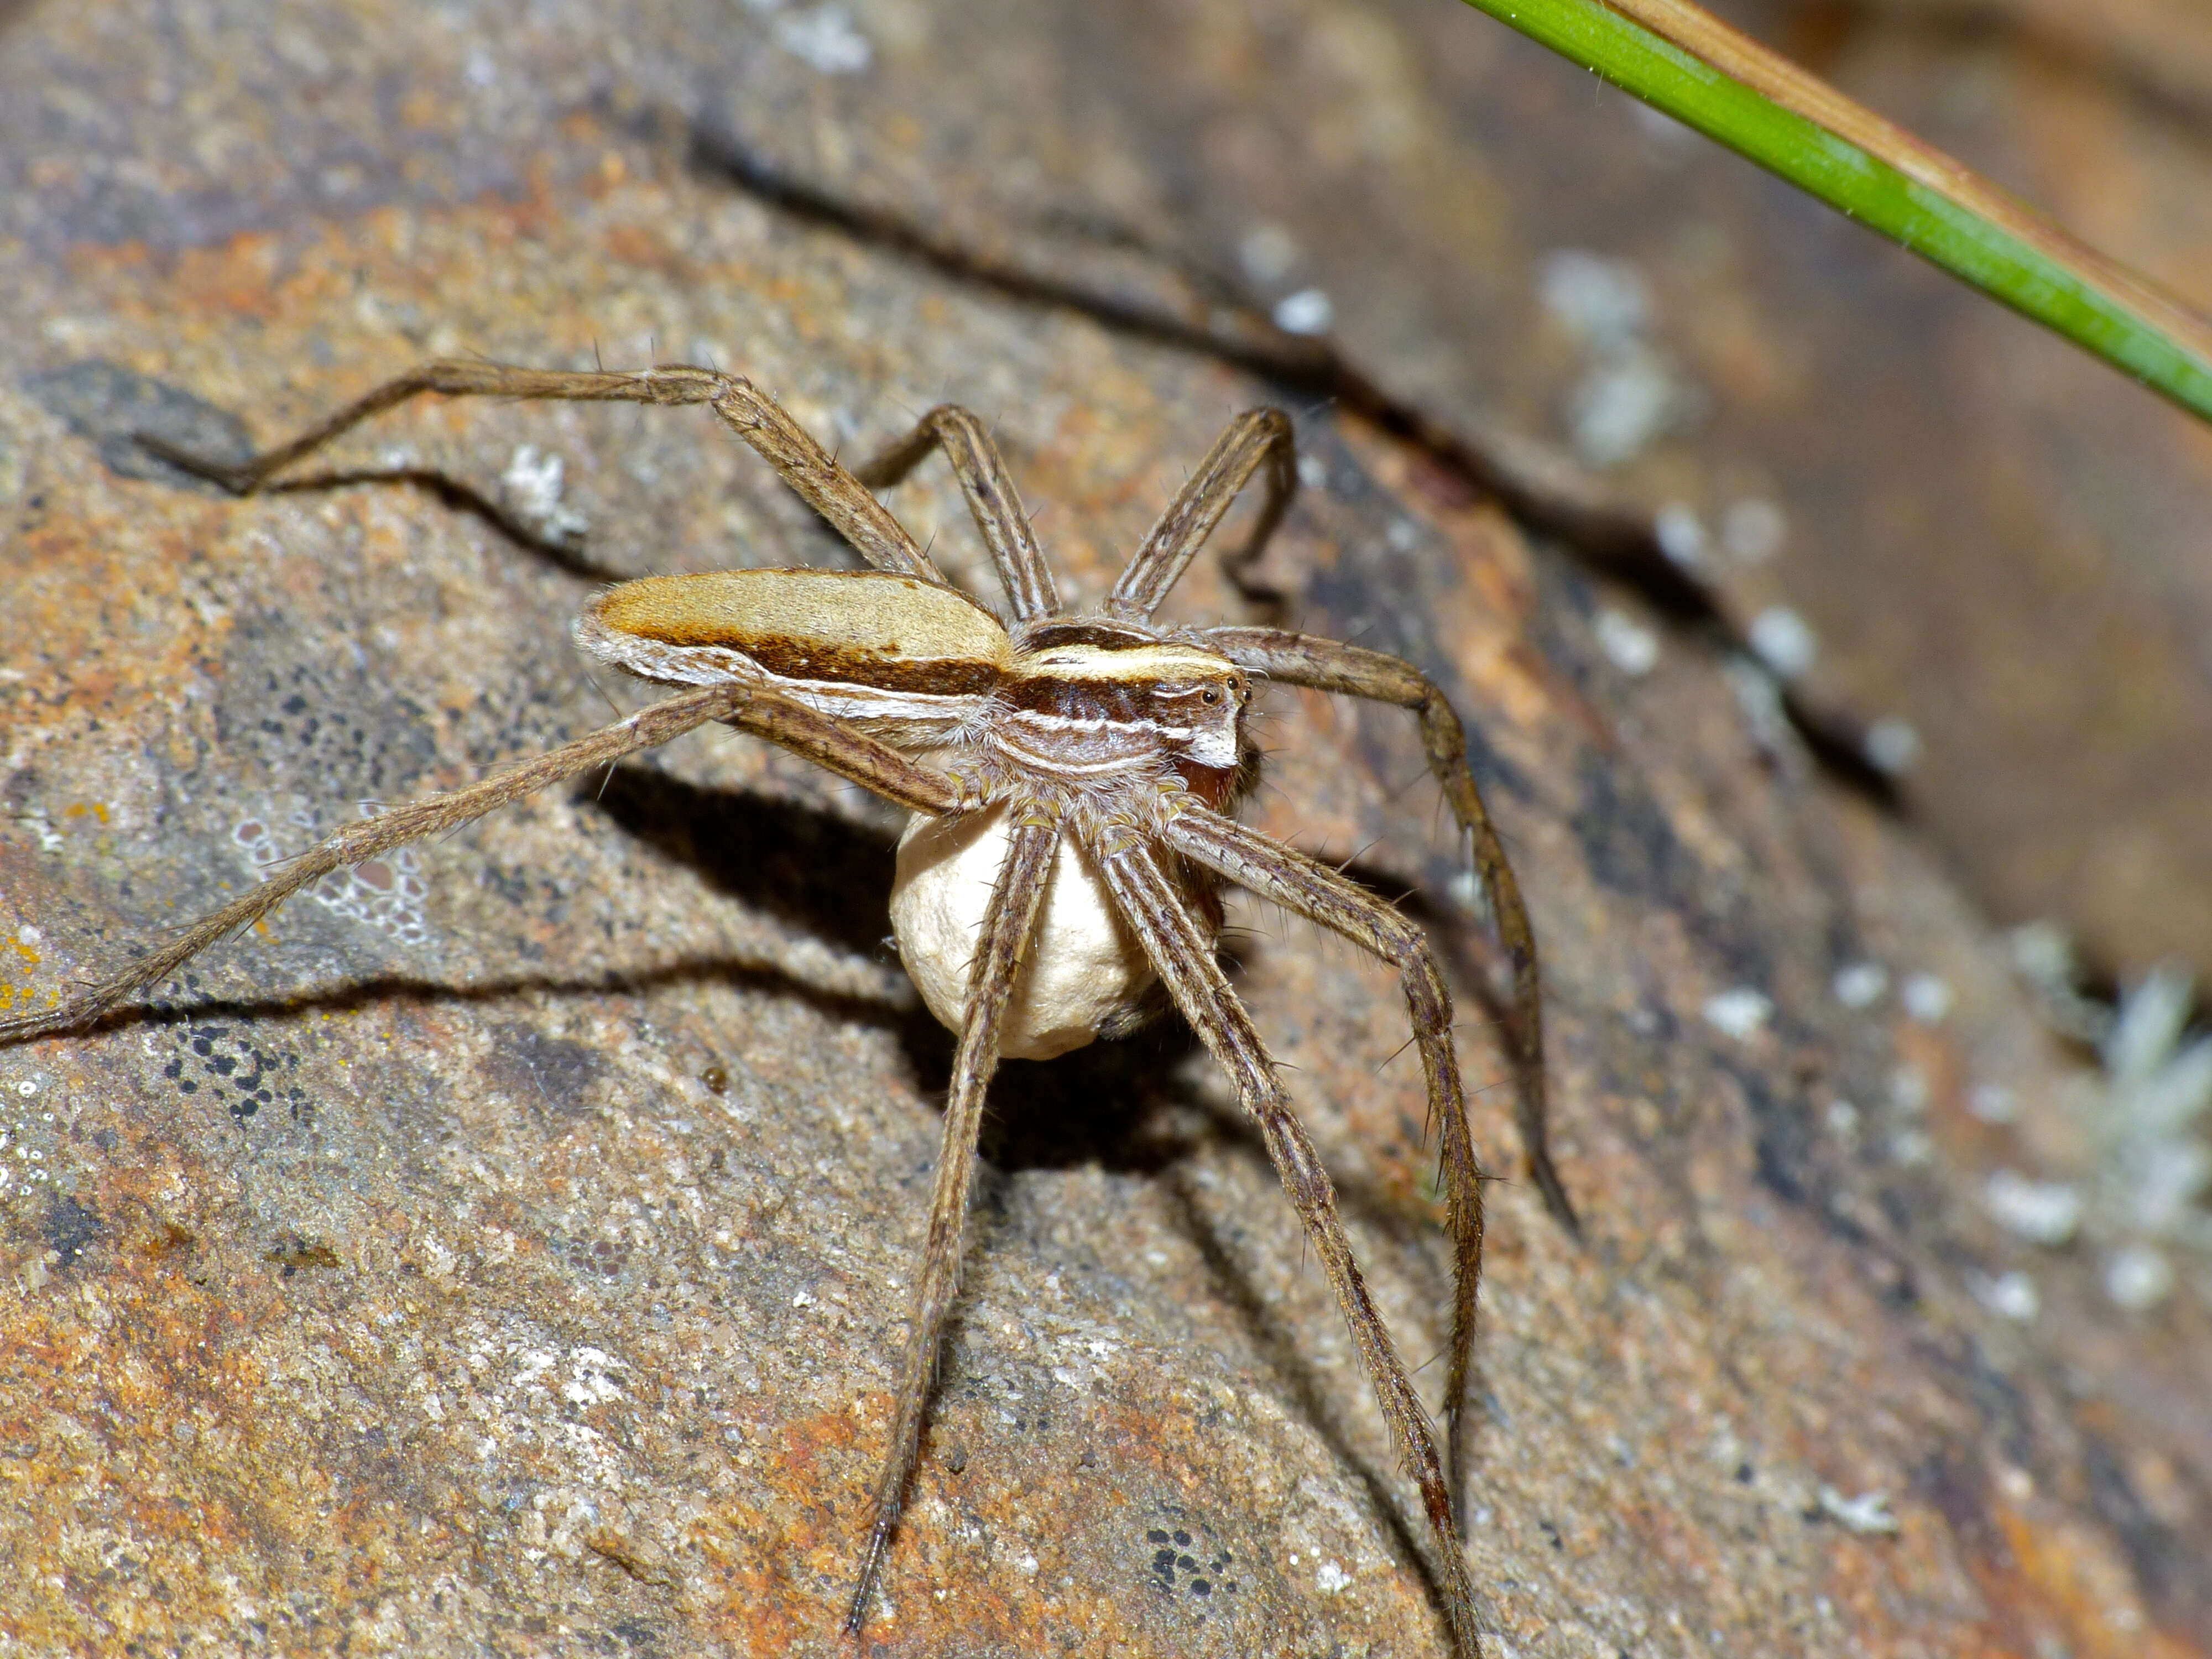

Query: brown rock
[[0, 4, 2206, 1657]]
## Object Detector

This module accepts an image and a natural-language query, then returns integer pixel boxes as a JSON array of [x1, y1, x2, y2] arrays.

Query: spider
[[0, 358, 1574, 1657]]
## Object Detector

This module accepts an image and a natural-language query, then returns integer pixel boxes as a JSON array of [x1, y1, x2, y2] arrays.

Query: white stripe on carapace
[[575, 617, 996, 734], [1000, 708, 1201, 740], [1009, 642, 1236, 684], [772, 678, 986, 721], [996, 700, 1238, 770]]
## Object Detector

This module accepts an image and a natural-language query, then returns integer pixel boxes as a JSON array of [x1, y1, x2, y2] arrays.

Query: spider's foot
[[133, 430, 260, 494], [1530, 1147, 1582, 1238]]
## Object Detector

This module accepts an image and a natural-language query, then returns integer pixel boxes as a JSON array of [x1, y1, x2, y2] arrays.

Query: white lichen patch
[[1990, 948, 2212, 1309], [774, 4, 873, 74], [1901, 973, 1953, 1025], [1538, 250, 1699, 467], [1747, 606, 1817, 680], [1541, 250, 1648, 343], [1703, 987, 1773, 1042], [1568, 349, 1681, 468], [1968, 1084, 2018, 1125], [1722, 657, 1792, 758], [234, 807, 430, 946], [1832, 961, 1888, 1010], [1653, 503, 1708, 570], [2084, 964, 2212, 1266], [1593, 607, 1660, 676], [1985, 1170, 2084, 1246], [2104, 1244, 2176, 1312], [1864, 717, 1921, 776], [1889, 1066, 1930, 1114], [1968, 1269, 2040, 1322], [1272, 288, 1334, 336], [1720, 498, 1787, 565], [1239, 222, 1299, 286], [13, 810, 65, 853], [500, 444, 591, 550], [1817, 1486, 1900, 1536]]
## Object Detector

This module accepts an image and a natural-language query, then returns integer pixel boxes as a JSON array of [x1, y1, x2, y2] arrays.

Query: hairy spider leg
[[1203, 630, 1568, 1236], [844, 816, 1058, 1632], [1105, 407, 1295, 619], [1097, 400, 1557, 1237], [0, 685, 973, 1046], [1097, 840, 1486, 1659], [1162, 804, 1490, 1520], [1089, 397, 1564, 1531], [140, 358, 950, 583], [141, 361, 1095, 635], [852, 405, 1061, 622]]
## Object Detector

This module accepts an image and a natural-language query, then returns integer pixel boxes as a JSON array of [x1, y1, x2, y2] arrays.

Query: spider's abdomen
[[574, 568, 1010, 745], [890, 805, 1154, 1061]]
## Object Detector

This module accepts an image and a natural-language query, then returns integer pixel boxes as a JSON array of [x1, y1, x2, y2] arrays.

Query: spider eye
[[1201, 688, 1221, 706]]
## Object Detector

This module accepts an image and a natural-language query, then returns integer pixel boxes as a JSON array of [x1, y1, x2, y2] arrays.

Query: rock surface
[[0, 3, 2207, 1657]]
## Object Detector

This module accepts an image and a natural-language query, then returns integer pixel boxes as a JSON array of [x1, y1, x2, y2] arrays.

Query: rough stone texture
[[0, 3, 2208, 1657]]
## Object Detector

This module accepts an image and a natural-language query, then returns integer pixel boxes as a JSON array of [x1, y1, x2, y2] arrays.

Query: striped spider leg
[[849, 403, 1062, 621], [2, 357, 1563, 1659], [1200, 634, 1574, 1232], [1107, 409, 1572, 1505], [1111, 422, 1563, 1238]]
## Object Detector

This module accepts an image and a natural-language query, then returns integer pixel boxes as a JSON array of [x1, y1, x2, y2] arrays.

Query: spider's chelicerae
[[1, 359, 1575, 1657]]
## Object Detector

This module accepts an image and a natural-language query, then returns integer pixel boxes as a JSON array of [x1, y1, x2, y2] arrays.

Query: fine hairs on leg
[[3, 354, 1574, 1658]]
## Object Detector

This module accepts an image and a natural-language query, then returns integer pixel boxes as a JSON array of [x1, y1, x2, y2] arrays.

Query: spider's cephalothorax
[[1, 361, 1575, 1659]]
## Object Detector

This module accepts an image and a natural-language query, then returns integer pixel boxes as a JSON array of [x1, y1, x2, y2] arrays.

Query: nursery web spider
[[1, 358, 1573, 1657]]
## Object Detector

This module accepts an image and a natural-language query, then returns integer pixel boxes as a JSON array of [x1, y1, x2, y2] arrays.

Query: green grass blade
[[1453, 0, 2212, 424]]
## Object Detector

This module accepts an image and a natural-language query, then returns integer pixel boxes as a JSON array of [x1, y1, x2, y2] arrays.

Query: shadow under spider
[[938, 1051, 1482, 1642], [124, 957, 912, 1053], [935, 1024, 1471, 1636], [254, 467, 635, 582], [587, 763, 1511, 1226], [69, 769, 919, 1045], [592, 760, 1224, 1179], [588, 761, 906, 962]]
